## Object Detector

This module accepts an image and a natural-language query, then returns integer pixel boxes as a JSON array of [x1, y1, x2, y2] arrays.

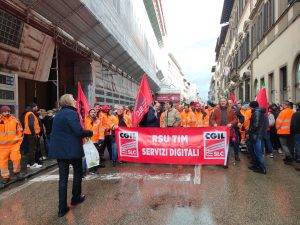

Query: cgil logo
[[120, 132, 136, 139], [204, 132, 226, 159], [205, 133, 225, 140], [119, 132, 139, 158]]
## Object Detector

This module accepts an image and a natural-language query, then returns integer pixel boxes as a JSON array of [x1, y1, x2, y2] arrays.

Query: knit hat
[[249, 101, 259, 108], [101, 105, 110, 111], [0, 105, 11, 113]]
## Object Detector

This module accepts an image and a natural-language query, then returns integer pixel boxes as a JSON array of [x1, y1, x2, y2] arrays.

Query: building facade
[[210, 0, 300, 104], [0, 0, 164, 116]]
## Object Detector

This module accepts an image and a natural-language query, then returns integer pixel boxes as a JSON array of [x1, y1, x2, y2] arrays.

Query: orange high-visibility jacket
[[160, 112, 165, 127], [0, 115, 23, 149], [180, 111, 194, 127], [85, 116, 103, 142], [243, 108, 252, 131], [203, 109, 214, 127], [109, 114, 131, 130], [23, 112, 40, 135], [276, 108, 294, 135], [99, 112, 114, 135], [193, 111, 204, 127]]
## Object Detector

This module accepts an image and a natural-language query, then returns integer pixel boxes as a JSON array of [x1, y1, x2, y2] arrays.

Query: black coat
[[291, 110, 300, 135], [249, 107, 267, 141], [145, 107, 160, 127], [49, 106, 92, 159]]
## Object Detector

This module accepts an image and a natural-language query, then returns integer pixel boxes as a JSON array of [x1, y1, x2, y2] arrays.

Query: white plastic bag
[[83, 141, 100, 168]]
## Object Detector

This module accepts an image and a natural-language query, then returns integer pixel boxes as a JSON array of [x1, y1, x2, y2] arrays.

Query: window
[[106, 98, 113, 103], [0, 89, 14, 100], [260, 77, 265, 88], [295, 58, 300, 102], [269, 73, 275, 102], [280, 66, 288, 101], [0, 74, 14, 86], [0, 9, 23, 48], [95, 89, 104, 95], [239, 82, 243, 101], [245, 79, 250, 102], [96, 97, 105, 103], [254, 79, 259, 96]]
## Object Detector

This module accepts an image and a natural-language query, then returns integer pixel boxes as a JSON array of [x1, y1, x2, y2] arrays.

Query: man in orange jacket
[[276, 100, 295, 163], [109, 105, 131, 166], [85, 108, 105, 171], [180, 105, 194, 127], [0, 106, 23, 184], [97, 105, 112, 162], [20, 103, 41, 169]]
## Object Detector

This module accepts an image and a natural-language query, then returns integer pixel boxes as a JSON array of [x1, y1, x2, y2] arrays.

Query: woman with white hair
[[49, 94, 93, 217]]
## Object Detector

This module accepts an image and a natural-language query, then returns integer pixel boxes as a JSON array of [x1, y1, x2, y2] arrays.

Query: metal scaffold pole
[[49, 43, 59, 108]]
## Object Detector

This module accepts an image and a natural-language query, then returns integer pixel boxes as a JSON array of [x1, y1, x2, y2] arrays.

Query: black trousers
[[57, 158, 82, 211], [99, 135, 112, 160]]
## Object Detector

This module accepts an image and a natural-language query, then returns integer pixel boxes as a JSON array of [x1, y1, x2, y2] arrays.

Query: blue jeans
[[294, 134, 300, 160], [263, 131, 273, 154], [233, 129, 240, 156], [111, 135, 117, 161], [252, 138, 265, 170]]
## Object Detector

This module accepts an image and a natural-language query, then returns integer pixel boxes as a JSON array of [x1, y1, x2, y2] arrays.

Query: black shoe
[[2, 178, 10, 185], [58, 207, 70, 217], [112, 161, 116, 167], [223, 165, 228, 169], [100, 157, 106, 162], [71, 195, 86, 206], [248, 165, 259, 170], [284, 160, 293, 165], [252, 168, 267, 175], [235, 155, 240, 161], [99, 163, 106, 168], [15, 173, 24, 181]]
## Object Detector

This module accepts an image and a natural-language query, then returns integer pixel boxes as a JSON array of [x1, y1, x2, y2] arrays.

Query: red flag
[[132, 74, 153, 127], [230, 92, 237, 104], [256, 87, 268, 114], [76, 81, 90, 127]]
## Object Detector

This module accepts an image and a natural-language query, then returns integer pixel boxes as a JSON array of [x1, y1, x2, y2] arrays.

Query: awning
[[20, 0, 160, 91]]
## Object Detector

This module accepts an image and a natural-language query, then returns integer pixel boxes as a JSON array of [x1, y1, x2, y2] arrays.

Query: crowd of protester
[[1, 95, 300, 186]]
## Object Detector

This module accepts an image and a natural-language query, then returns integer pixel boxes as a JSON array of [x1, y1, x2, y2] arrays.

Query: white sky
[[164, 0, 224, 101]]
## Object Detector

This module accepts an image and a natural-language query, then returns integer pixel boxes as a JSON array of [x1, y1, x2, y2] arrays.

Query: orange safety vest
[[109, 114, 131, 130], [203, 109, 214, 127], [193, 111, 204, 127], [0, 115, 23, 148], [276, 108, 294, 135], [160, 112, 165, 127], [243, 108, 252, 131], [180, 111, 194, 127], [23, 112, 40, 135], [85, 116, 103, 142]]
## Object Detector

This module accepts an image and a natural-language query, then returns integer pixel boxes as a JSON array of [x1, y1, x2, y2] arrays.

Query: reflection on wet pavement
[[0, 154, 300, 225]]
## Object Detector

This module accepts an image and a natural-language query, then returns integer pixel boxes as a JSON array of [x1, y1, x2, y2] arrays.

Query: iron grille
[[0, 74, 14, 85], [0, 9, 23, 48], [0, 89, 14, 100]]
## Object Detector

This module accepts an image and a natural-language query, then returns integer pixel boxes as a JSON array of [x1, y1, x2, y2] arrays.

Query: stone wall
[[0, 23, 55, 81]]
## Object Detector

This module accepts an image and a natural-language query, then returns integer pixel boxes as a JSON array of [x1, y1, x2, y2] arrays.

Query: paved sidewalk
[[0, 159, 57, 189]]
